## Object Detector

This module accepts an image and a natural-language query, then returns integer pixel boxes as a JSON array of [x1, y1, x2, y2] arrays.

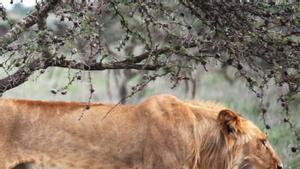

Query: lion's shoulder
[[138, 94, 185, 111], [187, 100, 227, 111]]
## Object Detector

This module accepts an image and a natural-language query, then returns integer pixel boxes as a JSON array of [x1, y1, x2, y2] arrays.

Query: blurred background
[[1, 1, 300, 168]]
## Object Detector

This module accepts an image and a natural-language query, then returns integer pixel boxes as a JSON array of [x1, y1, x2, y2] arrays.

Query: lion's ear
[[218, 109, 241, 135]]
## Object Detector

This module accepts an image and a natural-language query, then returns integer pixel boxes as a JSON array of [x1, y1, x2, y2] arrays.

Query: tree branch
[[119, 42, 197, 64], [0, 59, 45, 93], [48, 59, 165, 70], [0, 49, 169, 93], [0, 0, 59, 49]]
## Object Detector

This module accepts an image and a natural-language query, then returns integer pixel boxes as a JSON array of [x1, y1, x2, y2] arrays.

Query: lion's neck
[[194, 118, 242, 169]]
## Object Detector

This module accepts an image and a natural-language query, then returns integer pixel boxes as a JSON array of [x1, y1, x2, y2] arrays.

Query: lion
[[0, 94, 282, 169]]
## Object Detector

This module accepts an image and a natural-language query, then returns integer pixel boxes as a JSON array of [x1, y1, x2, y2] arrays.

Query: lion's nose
[[277, 163, 283, 169]]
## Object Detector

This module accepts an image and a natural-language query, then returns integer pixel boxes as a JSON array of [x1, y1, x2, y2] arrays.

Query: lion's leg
[[142, 126, 184, 169], [0, 146, 8, 169], [0, 159, 4, 169], [143, 142, 183, 169]]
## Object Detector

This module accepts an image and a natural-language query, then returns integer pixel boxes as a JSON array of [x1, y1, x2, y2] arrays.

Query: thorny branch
[[0, 0, 59, 49]]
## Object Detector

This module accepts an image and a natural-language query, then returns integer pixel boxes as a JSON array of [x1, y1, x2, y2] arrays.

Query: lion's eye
[[260, 139, 267, 146]]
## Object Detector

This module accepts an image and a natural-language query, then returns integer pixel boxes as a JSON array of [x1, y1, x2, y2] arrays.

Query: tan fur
[[0, 94, 282, 169]]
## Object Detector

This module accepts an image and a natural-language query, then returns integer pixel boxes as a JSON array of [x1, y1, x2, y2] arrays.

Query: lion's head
[[216, 109, 283, 169]]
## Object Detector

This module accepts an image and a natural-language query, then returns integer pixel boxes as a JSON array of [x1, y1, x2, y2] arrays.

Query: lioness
[[0, 94, 282, 169]]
